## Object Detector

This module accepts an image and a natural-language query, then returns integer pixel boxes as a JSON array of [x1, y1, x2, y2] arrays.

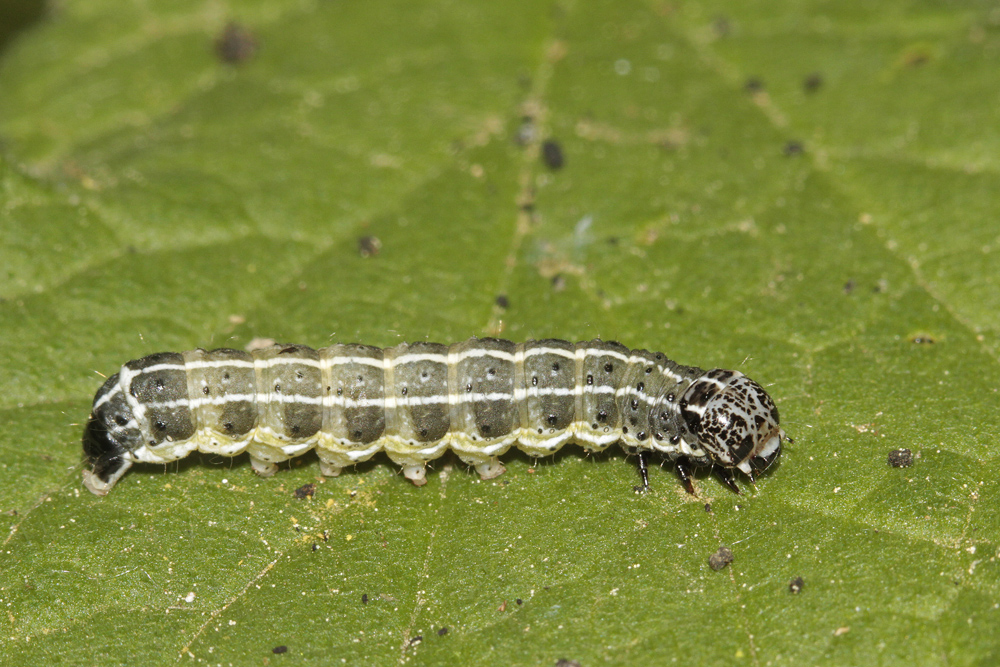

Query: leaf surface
[[1, 1, 998, 664]]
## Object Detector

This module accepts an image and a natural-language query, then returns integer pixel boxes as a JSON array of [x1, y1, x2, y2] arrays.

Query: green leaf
[[2, 1, 998, 664]]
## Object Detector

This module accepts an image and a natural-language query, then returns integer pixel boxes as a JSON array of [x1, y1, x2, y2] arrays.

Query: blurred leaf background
[[1, 0, 999, 664]]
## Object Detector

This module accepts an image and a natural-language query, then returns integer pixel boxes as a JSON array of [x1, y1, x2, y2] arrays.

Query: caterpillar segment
[[82, 338, 786, 495]]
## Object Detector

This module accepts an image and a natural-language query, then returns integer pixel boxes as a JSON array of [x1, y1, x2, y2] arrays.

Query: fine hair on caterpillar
[[82, 337, 787, 496]]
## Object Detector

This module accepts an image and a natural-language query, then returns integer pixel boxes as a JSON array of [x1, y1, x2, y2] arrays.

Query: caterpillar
[[82, 338, 787, 496]]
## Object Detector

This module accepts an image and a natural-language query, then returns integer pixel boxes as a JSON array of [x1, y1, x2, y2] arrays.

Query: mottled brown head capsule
[[678, 370, 784, 477]]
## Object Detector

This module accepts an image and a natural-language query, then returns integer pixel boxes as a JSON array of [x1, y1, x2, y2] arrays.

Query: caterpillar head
[[82, 373, 137, 496], [679, 369, 784, 478]]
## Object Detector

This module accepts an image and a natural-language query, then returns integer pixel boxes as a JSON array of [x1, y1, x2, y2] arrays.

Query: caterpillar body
[[83, 338, 786, 496]]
